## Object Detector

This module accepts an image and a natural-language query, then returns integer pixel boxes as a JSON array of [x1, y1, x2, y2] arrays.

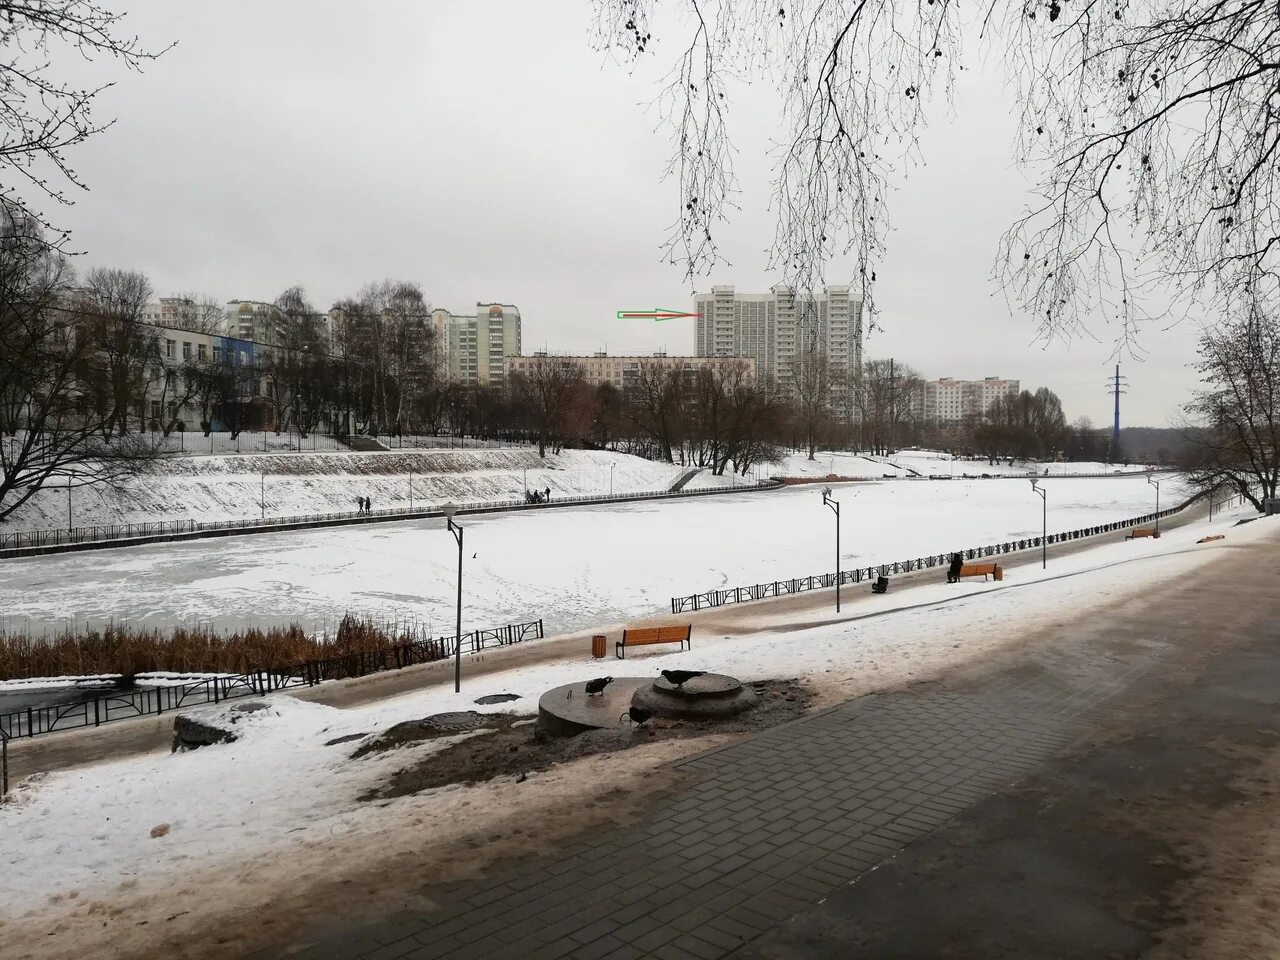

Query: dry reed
[[0, 615, 429, 680]]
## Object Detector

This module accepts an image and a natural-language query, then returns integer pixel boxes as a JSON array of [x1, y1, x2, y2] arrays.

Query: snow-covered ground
[[0, 475, 1188, 637], [0, 505, 1269, 941], [1, 448, 739, 534], [773, 449, 1146, 479]]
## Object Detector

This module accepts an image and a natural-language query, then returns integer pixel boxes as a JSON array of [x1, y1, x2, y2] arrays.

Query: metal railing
[[0, 617, 544, 742], [670, 500, 1197, 614], [0, 479, 782, 555]]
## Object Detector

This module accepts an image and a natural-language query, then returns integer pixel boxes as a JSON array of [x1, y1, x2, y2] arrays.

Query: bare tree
[[789, 348, 838, 461], [80, 266, 154, 435], [510, 356, 587, 457], [858, 358, 919, 455], [169, 294, 225, 335], [0, 216, 160, 522], [592, 1, 1280, 342], [1182, 301, 1279, 510], [0, 2, 170, 247]]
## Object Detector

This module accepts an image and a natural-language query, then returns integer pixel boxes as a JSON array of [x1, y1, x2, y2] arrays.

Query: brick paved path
[[289, 671, 1142, 960]]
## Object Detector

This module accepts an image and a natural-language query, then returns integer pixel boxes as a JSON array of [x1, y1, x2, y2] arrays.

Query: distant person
[[366, 495, 373, 513], [544, 486, 551, 502], [356, 496, 364, 515], [947, 552, 964, 584]]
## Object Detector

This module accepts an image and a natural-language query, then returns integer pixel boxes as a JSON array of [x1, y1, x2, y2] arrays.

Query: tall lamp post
[[441, 501, 464, 693], [1029, 479, 1046, 568], [1148, 476, 1161, 534], [609, 463, 616, 497], [260, 472, 265, 520], [821, 487, 841, 612]]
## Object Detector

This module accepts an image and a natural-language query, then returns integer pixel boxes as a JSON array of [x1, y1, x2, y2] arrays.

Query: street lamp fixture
[[821, 487, 841, 612], [1029, 479, 1046, 569], [441, 501, 464, 693], [1147, 476, 1161, 534], [609, 463, 616, 497]]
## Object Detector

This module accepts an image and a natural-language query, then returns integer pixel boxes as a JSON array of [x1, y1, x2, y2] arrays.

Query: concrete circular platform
[[537, 678, 650, 737], [632, 673, 759, 720]]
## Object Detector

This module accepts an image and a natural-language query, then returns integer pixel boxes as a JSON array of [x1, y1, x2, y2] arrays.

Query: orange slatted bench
[[616, 625, 692, 659]]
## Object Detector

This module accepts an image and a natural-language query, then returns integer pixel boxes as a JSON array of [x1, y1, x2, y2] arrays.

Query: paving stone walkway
[[289, 669, 1139, 960]]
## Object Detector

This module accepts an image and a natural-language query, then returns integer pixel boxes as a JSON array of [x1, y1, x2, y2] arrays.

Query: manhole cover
[[421, 711, 491, 733], [474, 693, 521, 705]]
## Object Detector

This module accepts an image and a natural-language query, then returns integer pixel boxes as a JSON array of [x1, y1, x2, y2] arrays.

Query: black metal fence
[[671, 501, 1194, 614], [0, 617, 543, 741], [0, 480, 781, 554]]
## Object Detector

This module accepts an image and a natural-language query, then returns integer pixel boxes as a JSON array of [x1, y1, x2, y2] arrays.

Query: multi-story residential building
[[439, 302, 522, 386], [913, 376, 1021, 423], [693, 285, 863, 399], [224, 300, 280, 343], [506, 352, 756, 394]]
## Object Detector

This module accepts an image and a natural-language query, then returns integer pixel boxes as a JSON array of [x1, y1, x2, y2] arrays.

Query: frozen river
[[0, 476, 1180, 637]]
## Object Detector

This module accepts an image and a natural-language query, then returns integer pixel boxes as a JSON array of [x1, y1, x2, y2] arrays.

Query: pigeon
[[584, 676, 613, 697], [660, 669, 706, 690], [621, 705, 654, 727]]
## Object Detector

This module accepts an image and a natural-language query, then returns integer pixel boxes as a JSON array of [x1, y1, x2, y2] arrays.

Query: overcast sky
[[55, 0, 1202, 427]]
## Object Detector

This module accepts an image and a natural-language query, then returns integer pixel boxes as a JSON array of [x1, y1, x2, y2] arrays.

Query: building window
[[182, 342, 192, 360], [198, 343, 207, 361], [213, 346, 222, 363], [149, 400, 161, 420], [165, 339, 175, 359]]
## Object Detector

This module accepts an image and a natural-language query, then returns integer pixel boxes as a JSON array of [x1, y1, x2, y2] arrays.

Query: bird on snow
[[660, 669, 706, 691], [621, 705, 654, 727], [584, 676, 613, 697]]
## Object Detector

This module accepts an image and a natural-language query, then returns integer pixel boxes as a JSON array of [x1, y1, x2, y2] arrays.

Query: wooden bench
[[1125, 528, 1160, 540], [616, 625, 692, 659], [958, 562, 1003, 582]]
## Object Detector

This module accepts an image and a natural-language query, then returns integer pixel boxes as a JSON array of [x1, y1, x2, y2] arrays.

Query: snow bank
[[775, 449, 1149, 480], [1, 448, 736, 534]]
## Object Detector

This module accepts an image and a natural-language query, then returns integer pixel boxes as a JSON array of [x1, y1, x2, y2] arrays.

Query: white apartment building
[[693, 285, 864, 397], [507, 352, 756, 393], [224, 300, 280, 342], [437, 303, 522, 386], [915, 377, 1020, 422]]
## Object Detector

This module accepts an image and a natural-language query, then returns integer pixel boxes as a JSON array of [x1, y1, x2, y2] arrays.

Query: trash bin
[[591, 635, 607, 659]]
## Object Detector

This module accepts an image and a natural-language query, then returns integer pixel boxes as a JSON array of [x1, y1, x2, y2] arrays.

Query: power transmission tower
[[1106, 365, 1129, 463]]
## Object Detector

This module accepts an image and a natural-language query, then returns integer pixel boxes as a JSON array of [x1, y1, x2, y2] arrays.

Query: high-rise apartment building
[[693, 285, 863, 396], [914, 377, 1020, 422], [224, 300, 280, 343], [437, 303, 522, 385]]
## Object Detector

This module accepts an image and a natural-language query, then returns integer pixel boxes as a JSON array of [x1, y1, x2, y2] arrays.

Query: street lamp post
[[1148, 476, 1161, 534], [609, 463, 615, 497], [409, 468, 414, 512], [821, 487, 841, 612], [1029, 479, 1046, 568], [260, 472, 265, 520], [441, 501, 464, 693], [67, 474, 72, 533]]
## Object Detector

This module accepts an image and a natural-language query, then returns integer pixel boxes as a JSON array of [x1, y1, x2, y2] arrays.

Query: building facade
[[439, 302, 522, 386], [506, 352, 756, 393], [693, 285, 863, 396], [224, 300, 280, 343], [913, 377, 1020, 422]]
